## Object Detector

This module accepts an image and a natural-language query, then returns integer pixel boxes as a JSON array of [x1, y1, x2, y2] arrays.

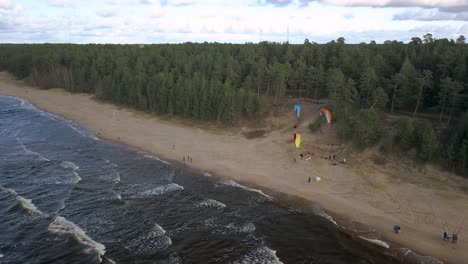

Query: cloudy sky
[[1, 0, 467, 44]]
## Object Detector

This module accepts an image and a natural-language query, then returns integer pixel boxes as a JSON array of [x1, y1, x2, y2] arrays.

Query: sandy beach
[[1, 72, 467, 264]]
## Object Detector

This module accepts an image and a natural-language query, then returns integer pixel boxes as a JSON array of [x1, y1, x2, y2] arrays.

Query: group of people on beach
[[173, 145, 192, 163], [443, 232, 458, 244]]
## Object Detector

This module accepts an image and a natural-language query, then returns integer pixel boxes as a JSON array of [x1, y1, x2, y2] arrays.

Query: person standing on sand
[[172, 145, 175, 150], [183, 156, 185, 162], [308, 177, 311, 183]]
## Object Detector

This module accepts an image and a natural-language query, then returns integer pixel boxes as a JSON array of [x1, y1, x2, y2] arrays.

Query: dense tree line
[[0, 34, 466, 173]]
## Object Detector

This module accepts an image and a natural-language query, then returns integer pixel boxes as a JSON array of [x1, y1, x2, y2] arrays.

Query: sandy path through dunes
[[1, 72, 467, 264]]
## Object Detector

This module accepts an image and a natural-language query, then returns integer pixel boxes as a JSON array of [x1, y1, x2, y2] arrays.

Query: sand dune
[[1, 72, 467, 264]]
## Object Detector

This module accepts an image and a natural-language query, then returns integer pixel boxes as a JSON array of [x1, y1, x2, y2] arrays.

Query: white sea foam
[[99, 168, 120, 183], [226, 222, 256, 233], [65, 122, 99, 140], [0, 186, 48, 216], [16, 137, 49, 162], [143, 154, 170, 165], [234, 246, 283, 264], [16, 196, 46, 216], [57, 200, 66, 212], [71, 171, 82, 184], [399, 248, 444, 264], [319, 212, 338, 226], [40, 113, 56, 121], [112, 191, 122, 200], [359, 236, 390, 248], [311, 204, 338, 226], [48, 216, 106, 260], [197, 199, 226, 209], [219, 179, 272, 200], [0, 253, 3, 258], [135, 183, 184, 197], [203, 172, 212, 177], [60, 161, 79, 171], [152, 223, 167, 236], [13, 96, 99, 140]]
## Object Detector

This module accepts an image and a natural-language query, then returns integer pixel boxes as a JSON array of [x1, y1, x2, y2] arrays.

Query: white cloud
[[308, 0, 468, 8], [49, 0, 73, 7], [394, 8, 468, 20], [410, 24, 460, 35], [97, 9, 116, 18], [0, 0, 466, 43], [459, 23, 468, 34], [161, 0, 196, 6]]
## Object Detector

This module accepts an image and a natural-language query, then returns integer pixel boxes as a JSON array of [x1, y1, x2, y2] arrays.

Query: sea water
[[0, 95, 405, 263]]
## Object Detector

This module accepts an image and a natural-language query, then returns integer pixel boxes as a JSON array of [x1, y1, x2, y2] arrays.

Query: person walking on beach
[[452, 234, 458, 244], [183, 156, 185, 162], [172, 144, 175, 150], [308, 177, 311, 183]]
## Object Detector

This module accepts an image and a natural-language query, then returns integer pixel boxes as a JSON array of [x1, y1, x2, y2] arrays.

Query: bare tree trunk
[[266, 80, 270, 96], [447, 104, 454, 125], [257, 80, 260, 96], [314, 85, 318, 103], [390, 84, 398, 114], [412, 84, 424, 118], [439, 93, 447, 121]]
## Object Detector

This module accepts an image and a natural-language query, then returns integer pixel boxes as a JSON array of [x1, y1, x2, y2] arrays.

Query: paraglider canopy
[[320, 108, 332, 124], [294, 105, 301, 118], [295, 134, 301, 148]]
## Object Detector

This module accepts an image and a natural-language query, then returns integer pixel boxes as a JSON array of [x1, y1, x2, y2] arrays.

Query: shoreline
[[1, 72, 467, 264]]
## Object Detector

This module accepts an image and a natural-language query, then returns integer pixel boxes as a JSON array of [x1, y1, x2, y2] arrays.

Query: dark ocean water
[[0, 95, 405, 264]]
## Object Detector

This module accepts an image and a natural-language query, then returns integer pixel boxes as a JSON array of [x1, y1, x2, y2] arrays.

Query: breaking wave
[[219, 179, 272, 200], [143, 154, 170, 165], [16, 137, 49, 162], [101, 161, 120, 183], [135, 183, 184, 197], [398, 248, 444, 264], [124, 223, 172, 255], [48, 216, 106, 261], [60, 161, 79, 171], [196, 199, 226, 209], [0, 186, 48, 216], [311, 204, 338, 226], [359, 236, 389, 248], [14, 97, 99, 140], [234, 246, 283, 264]]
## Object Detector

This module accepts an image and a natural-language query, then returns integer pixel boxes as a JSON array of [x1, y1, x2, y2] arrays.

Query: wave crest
[[134, 183, 184, 198], [16, 137, 49, 162], [219, 179, 272, 200], [196, 199, 226, 209], [234, 246, 283, 264], [48, 216, 106, 260]]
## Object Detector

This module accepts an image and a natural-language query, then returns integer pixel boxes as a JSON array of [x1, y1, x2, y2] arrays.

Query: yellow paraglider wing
[[295, 134, 301, 148]]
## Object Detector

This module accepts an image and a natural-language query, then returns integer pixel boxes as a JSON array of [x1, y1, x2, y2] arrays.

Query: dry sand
[[1, 72, 467, 264]]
